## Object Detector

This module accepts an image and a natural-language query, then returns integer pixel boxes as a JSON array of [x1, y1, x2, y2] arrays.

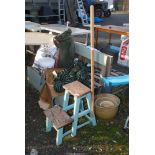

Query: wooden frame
[[95, 25, 129, 47], [74, 42, 113, 77]]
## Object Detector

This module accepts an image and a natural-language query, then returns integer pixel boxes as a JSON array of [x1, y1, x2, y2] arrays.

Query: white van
[[99, 0, 114, 11]]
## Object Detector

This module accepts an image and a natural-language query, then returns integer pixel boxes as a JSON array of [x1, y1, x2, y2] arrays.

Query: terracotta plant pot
[[95, 93, 120, 121]]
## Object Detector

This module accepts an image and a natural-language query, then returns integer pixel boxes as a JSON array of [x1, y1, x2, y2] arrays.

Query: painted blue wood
[[56, 128, 63, 146], [77, 121, 90, 129], [78, 109, 90, 118], [46, 117, 53, 132], [63, 91, 69, 109], [85, 114, 94, 122], [86, 93, 91, 110], [71, 97, 80, 137], [101, 75, 129, 93], [79, 100, 84, 111], [63, 104, 74, 111], [102, 75, 129, 87], [46, 83, 97, 145], [89, 113, 97, 126], [69, 92, 96, 136], [63, 129, 72, 137], [86, 93, 97, 126]]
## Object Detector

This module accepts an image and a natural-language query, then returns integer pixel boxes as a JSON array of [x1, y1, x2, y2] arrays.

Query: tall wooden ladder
[[58, 0, 66, 24], [76, 0, 89, 26]]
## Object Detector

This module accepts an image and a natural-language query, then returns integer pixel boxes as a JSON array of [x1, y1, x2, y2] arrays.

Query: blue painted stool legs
[[86, 93, 97, 126], [56, 128, 63, 145], [79, 99, 84, 111], [46, 117, 53, 132], [63, 91, 69, 109], [46, 115, 64, 145], [71, 93, 97, 137], [71, 97, 80, 137]]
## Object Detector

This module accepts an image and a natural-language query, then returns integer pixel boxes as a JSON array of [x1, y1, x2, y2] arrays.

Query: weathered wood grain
[[44, 105, 72, 129]]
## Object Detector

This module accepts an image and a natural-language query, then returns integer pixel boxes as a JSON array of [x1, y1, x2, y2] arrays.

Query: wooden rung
[[44, 106, 72, 129], [94, 81, 102, 88], [26, 49, 36, 56], [111, 69, 126, 76], [88, 79, 102, 88], [110, 72, 119, 76], [88, 73, 100, 80]]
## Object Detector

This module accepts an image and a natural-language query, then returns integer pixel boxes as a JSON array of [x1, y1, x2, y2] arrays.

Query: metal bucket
[[95, 93, 120, 121]]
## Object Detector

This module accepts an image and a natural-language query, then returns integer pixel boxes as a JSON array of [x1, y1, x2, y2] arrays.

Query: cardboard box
[[27, 66, 45, 92], [27, 66, 64, 109]]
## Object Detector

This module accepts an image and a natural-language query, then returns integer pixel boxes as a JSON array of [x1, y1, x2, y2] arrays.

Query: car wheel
[[104, 10, 111, 17], [95, 9, 103, 18]]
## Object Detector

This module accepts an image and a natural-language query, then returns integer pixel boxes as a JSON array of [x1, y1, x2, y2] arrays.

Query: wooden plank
[[94, 74, 100, 80], [44, 68, 64, 98], [88, 79, 102, 88], [110, 72, 119, 76], [26, 49, 36, 56], [38, 99, 51, 110], [74, 42, 113, 67], [105, 56, 113, 77], [112, 85, 129, 95], [44, 106, 72, 129], [95, 25, 129, 37], [111, 69, 126, 76], [25, 32, 53, 45], [25, 21, 41, 31], [40, 24, 90, 36]]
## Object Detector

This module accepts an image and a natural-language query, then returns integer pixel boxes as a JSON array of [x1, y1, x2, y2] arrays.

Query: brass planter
[[95, 93, 120, 121]]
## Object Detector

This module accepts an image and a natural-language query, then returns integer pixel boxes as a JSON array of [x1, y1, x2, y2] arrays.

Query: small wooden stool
[[44, 105, 72, 145], [63, 81, 96, 137]]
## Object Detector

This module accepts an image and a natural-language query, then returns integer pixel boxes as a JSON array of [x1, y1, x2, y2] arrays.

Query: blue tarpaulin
[[88, 17, 104, 23]]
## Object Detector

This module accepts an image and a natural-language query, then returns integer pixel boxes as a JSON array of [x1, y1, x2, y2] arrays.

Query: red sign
[[120, 46, 127, 60]]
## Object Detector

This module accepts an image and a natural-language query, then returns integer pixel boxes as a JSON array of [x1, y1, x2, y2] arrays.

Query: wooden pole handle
[[90, 5, 95, 113]]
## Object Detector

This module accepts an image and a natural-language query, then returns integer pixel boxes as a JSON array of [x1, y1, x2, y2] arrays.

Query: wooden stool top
[[44, 105, 72, 129], [63, 81, 91, 97]]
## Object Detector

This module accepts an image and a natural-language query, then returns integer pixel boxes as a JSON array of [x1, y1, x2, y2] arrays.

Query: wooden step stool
[[44, 105, 72, 145], [63, 81, 96, 137]]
